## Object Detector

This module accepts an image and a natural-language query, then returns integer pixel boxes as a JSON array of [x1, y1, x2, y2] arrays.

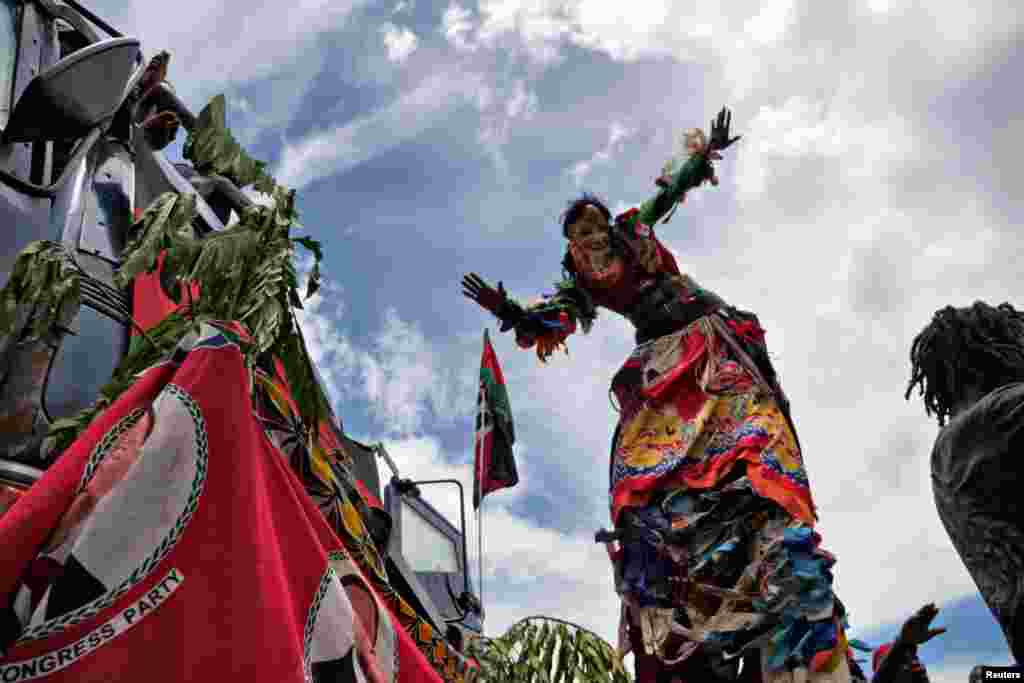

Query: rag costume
[[499, 151, 851, 682]]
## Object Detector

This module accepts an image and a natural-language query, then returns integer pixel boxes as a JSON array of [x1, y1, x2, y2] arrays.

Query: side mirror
[[2, 36, 141, 143]]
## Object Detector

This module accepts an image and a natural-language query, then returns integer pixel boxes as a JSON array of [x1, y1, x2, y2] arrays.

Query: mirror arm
[[0, 125, 101, 196], [53, 0, 123, 38], [35, 0, 101, 44]]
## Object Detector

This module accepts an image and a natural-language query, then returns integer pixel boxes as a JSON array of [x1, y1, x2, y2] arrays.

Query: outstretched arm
[[637, 107, 742, 226], [461, 273, 596, 362], [872, 604, 946, 683]]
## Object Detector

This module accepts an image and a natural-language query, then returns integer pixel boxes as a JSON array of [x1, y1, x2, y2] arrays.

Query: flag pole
[[477, 486, 484, 613], [477, 330, 487, 614]]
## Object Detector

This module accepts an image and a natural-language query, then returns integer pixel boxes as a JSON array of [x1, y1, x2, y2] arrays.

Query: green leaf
[[0, 241, 82, 343], [183, 94, 276, 194], [540, 623, 559, 683], [470, 617, 630, 683]]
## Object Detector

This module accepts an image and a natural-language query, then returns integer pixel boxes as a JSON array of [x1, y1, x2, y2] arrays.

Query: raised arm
[[872, 604, 946, 683], [461, 273, 596, 362], [637, 107, 742, 226]]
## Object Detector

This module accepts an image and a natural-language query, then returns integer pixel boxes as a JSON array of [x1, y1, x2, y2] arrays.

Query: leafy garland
[[38, 94, 326, 459], [520, 278, 597, 336], [550, 277, 597, 334], [183, 94, 277, 196], [0, 94, 628, 683], [0, 241, 81, 342], [467, 616, 631, 683]]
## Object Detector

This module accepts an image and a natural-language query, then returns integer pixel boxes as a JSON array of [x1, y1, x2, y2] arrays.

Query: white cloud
[[381, 23, 420, 63], [734, 95, 922, 202], [569, 121, 635, 186], [476, 79, 540, 172], [359, 309, 476, 435], [92, 0, 372, 133], [275, 70, 484, 189], [441, 1, 478, 52], [743, 0, 795, 45], [292, 261, 474, 434]]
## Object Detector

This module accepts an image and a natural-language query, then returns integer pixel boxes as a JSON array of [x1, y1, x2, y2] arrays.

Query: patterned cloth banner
[[0, 321, 442, 683]]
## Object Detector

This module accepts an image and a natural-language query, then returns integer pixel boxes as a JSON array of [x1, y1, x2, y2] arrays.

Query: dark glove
[[461, 273, 525, 331], [708, 107, 741, 152], [898, 603, 946, 646]]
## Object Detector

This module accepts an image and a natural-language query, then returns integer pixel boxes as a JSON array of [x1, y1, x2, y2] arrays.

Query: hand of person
[[462, 273, 527, 332], [898, 603, 947, 646], [709, 107, 741, 152], [461, 273, 509, 317]]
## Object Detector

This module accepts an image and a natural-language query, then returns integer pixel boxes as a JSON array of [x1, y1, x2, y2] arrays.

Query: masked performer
[[907, 302, 1024, 664], [462, 109, 850, 683]]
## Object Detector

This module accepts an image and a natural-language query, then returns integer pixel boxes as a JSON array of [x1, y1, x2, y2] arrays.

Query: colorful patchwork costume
[[496, 150, 851, 683]]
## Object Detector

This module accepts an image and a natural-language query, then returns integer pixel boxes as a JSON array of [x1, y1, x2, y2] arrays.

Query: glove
[[461, 273, 525, 330]]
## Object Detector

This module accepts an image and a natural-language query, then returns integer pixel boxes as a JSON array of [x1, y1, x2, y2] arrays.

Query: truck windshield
[[43, 305, 128, 421], [400, 498, 459, 574], [0, 0, 16, 129]]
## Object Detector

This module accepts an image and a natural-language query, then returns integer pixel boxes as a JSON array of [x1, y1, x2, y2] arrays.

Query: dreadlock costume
[[497, 152, 851, 682], [907, 302, 1024, 663]]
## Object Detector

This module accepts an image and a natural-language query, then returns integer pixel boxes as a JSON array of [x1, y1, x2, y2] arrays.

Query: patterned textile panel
[[130, 252, 476, 682], [0, 322, 419, 682]]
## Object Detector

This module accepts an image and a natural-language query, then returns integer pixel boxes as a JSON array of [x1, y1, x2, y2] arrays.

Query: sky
[[86, 0, 1021, 679]]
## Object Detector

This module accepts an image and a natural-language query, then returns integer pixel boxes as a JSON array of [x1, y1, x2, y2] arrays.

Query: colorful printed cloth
[[609, 317, 815, 527], [502, 148, 847, 680], [0, 321, 441, 682], [130, 249, 477, 682], [609, 316, 845, 674]]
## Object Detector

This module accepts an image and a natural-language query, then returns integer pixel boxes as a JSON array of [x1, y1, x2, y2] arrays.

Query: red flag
[[473, 330, 518, 509], [0, 322, 441, 683]]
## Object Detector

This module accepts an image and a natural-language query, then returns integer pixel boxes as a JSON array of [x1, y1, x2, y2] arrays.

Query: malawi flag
[[473, 330, 518, 509]]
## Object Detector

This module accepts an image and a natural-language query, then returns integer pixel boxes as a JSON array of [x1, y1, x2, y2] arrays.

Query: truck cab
[[343, 437, 484, 650], [0, 0, 482, 675]]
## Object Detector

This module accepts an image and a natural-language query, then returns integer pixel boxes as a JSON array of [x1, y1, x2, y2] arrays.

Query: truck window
[[43, 305, 128, 421], [0, 0, 17, 130], [400, 499, 460, 574]]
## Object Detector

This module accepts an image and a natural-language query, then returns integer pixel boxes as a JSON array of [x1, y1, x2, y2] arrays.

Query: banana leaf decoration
[[38, 93, 328, 459], [467, 616, 631, 683], [0, 241, 81, 342], [0, 93, 475, 683], [183, 93, 277, 195]]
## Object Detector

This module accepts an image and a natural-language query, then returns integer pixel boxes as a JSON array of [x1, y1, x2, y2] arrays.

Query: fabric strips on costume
[[609, 320, 815, 527], [500, 141, 847, 680], [607, 318, 844, 677], [0, 94, 476, 683], [473, 330, 518, 508]]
